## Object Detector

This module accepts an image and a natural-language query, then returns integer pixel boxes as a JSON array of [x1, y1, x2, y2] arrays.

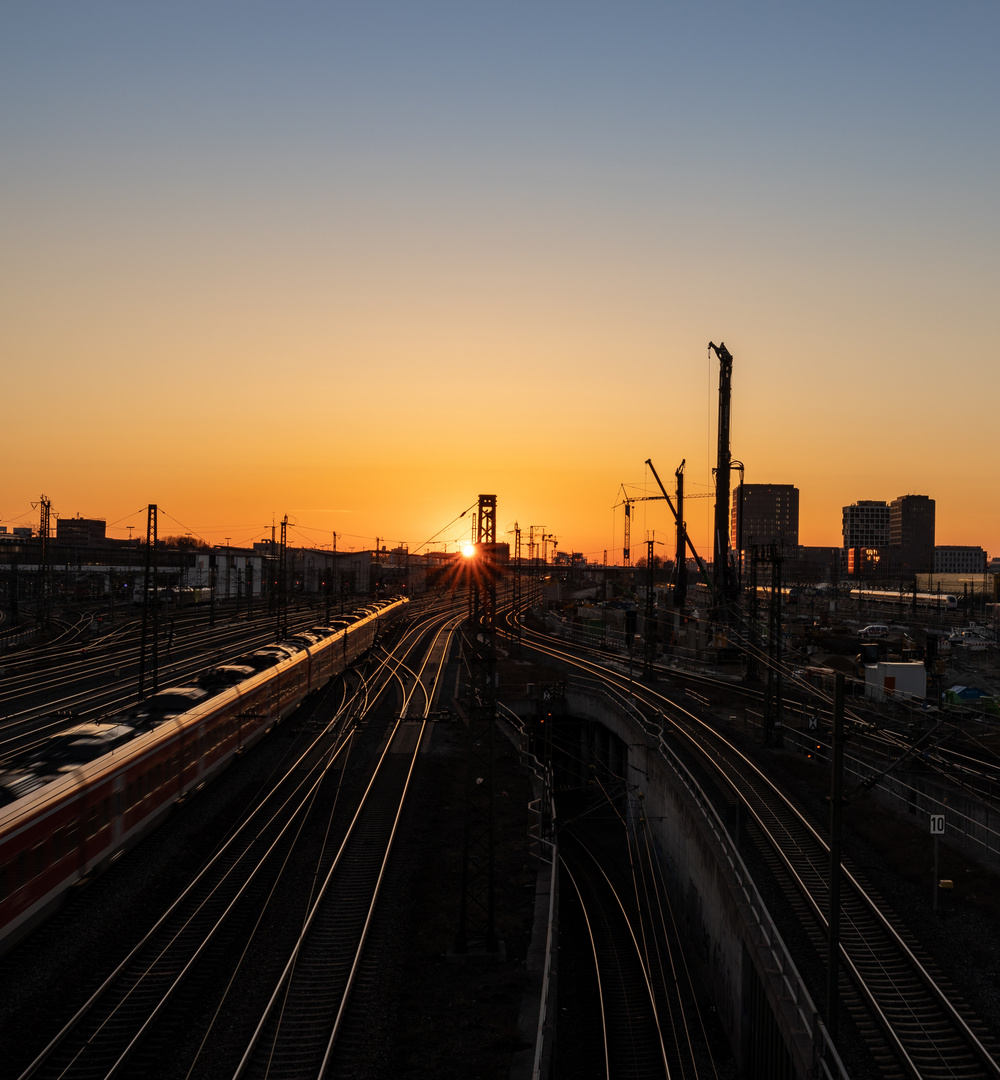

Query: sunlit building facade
[[842, 500, 890, 550]]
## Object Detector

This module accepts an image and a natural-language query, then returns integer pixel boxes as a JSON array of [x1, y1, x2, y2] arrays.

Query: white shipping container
[[864, 661, 927, 702]]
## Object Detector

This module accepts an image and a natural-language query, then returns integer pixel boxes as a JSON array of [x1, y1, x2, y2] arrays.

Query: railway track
[[13, 603, 462, 1080], [560, 830, 668, 1080], [515, 622, 1000, 1079]]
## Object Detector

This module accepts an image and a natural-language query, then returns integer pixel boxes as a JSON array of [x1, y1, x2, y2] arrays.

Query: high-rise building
[[731, 484, 799, 549], [891, 495, 935, 572], [842, 501, 890, 550], [55, 515, 107, 546], [934, 546, 986, 574]]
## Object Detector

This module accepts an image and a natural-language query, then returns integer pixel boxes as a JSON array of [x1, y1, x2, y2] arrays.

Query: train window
[[34, 841, 46, 878], [115, 789, 123, 818], [103, 797, 111, 825], [17, 852, 26, 890]]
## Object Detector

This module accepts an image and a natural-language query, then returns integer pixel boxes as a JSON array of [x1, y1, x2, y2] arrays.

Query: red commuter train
[[0, 596, 408, 955]]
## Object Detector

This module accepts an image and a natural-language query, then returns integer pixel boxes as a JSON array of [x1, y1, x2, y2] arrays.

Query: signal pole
[[138, 504, 159, 701]]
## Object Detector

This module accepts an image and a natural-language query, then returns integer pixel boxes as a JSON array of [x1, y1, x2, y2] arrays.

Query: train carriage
[[0, 597, 407, 954]]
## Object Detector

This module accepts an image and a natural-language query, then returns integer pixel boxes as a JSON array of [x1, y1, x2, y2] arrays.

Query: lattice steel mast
[[457, 494, 499, 955]]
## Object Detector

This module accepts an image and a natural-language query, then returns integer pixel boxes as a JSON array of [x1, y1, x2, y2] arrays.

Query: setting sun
[[462, 544, 476, 558]]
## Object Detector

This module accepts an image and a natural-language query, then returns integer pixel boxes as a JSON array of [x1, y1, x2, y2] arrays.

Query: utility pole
[[374, 537, 381, 599], [267, 523, 277, 615], [529, 525, 545, 606], [35, 495, 52, 629], [138, 504, 158, 701], [512, 523, 522, 644], [746, 547, 760, 681], [675, 460, 687, 609], [708, 341, 734, 621], [277, 516, 288, 638], [643, 537, 657, 674], [209, 552, 216, 626]]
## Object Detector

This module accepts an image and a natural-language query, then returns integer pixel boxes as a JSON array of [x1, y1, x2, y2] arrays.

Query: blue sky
[[2, 2, 998, 554]]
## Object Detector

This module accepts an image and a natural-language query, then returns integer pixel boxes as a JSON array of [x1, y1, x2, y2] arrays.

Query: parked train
[[0, 596, 408, 955], [848, 588, 958, 611]]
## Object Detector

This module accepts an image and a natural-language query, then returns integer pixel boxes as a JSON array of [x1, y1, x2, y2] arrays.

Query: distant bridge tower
[[457, 494, 500, 955]]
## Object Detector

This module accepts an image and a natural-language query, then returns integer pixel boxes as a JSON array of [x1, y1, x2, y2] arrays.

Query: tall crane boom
[[644, 458, 712, 596], [708, 340, 734, 611]]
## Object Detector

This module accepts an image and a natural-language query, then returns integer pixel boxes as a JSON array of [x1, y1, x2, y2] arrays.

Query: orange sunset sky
[[3, 4, 998, 561]]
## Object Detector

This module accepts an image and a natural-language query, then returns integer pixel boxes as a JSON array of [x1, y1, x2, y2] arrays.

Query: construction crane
[[708, 340, 734, 613], [614, 482, 711, 570], [542, 533, 557, 565], [613, 487, 649, 566], [644, 458, 713, 598]]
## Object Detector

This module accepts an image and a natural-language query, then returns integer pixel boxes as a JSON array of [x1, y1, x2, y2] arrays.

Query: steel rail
[[233, 610, 457, 1078], [515, 622, 1000, 1079], [558, 856, 611, 1079], [16, 681, 363, 1080]]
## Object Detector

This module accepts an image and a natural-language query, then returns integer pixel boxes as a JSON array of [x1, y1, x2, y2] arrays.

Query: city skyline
[[3, 4, 998, 559], [3, 481, 991, 566]]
